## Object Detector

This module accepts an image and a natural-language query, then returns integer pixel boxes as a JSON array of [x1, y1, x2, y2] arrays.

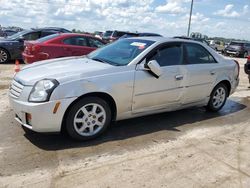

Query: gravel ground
[[0, 57, 250, 188]]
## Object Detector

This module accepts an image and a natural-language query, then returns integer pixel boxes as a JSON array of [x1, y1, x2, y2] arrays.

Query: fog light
[[26, 113, 32, 126]]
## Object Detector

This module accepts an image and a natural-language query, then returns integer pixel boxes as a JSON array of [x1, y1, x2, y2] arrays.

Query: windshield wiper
[[91, 57, 120, 66]]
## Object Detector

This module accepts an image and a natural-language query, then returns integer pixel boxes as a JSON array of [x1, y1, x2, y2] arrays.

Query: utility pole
[[187, 0, 194, 37]]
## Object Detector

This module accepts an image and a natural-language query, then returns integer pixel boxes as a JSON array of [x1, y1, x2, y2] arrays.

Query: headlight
[[28, 79, 59, 102]]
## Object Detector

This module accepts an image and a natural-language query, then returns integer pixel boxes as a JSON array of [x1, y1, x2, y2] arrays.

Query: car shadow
[[24, 99, 247, 151]]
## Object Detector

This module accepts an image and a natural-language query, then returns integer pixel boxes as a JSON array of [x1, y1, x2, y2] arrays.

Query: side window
[[148, 44, 182, 67], [63, 37, 88, 46], [41, 31, 57, 37], [88, 38, 105, 48], [23, 32, 41, 40], [185, 43, 217, 64]]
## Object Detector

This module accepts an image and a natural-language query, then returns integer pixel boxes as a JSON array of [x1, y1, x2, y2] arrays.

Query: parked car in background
[[174, 36, 209, 46], [119, 32, 162, 39], [0, 27, 71, 63], [224, 41, 250, 58], [244, 56, 250, 87], [138, 33, 162, 37], [102, 30, 137, 42], [22, 33, 106, 64], [0, 29, 18, 38], [9, 37, 239, 140], [94, 31, 103, 39], [209, 40, 225, 51]]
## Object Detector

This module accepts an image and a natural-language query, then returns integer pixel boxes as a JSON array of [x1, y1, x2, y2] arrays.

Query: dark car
[[102, 30, 137, 43], [244, 56, 250, 87], [224, 41, 250, 58], [0, 29, 18, 37], [138, 33, 162, 37], [119, 32, 162, 39], [0, 27, 71, 63], [22, 33, 106, 64]]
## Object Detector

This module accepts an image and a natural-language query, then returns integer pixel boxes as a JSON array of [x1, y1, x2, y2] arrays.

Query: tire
[[206, 83, 228, 112], [65, 97, 111, 141], [0, 48, 10, 64], [244, 51, 248, 58]]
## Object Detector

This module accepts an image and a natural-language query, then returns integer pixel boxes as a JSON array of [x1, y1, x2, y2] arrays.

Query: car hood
[[0, 38, 15, 43], [14, 56, 114, 86]]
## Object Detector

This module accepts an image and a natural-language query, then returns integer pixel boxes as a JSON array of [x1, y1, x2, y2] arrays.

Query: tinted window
[[41, 31, 57, 37], [185, 43, 216, 64], [23, 32, 41, 40], [88, 38, 105, 48], [149, 44, 182, 67], [64, 36, 88, 46]]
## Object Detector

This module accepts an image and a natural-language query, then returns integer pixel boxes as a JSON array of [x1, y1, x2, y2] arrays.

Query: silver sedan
[[9, 37, 239, 140]]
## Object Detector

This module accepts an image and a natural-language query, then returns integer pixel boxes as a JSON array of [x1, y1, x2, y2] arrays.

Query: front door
[[132, 42, 185, 113]]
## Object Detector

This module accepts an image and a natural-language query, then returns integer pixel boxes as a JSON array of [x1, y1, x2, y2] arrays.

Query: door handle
[[210, 70, 216, 75], [175, 75, 183, 80]]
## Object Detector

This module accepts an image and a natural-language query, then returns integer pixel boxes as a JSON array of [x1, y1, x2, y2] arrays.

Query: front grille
[[9, 80, 24, 99]]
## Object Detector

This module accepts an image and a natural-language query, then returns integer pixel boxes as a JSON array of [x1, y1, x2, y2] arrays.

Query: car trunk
[[24, 41, 40, 55]]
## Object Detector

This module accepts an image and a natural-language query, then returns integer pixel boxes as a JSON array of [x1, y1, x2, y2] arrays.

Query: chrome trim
[[9, 80, 24, 99]]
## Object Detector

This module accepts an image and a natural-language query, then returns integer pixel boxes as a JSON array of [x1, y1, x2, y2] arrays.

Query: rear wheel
[[206, 83, 228, 112], [0, 48, 10, 63], [65, 97, 111, 141]]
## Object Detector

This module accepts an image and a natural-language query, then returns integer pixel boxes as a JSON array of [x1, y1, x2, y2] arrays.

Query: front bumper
[[9, 96, 77, 132]]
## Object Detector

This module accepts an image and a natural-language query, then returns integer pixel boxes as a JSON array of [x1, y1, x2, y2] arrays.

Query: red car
[[22, 33, 106, 64]]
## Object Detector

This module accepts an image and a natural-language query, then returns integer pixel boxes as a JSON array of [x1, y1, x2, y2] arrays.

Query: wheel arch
[[61, 92, 117, 133]]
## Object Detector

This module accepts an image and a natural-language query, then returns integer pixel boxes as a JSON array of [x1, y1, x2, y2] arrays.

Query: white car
[[9, 37, 239, 140]]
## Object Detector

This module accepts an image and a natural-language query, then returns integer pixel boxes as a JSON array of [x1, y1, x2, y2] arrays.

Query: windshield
[[36, 33, 60, 43], [7, 30, 30, 40], [87, 39, 155, 66]]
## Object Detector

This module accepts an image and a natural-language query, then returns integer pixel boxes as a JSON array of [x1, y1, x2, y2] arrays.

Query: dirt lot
[[0, 58, 250, 188]]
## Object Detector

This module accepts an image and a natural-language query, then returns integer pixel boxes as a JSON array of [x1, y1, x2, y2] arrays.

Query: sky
[[0, 0, 250, 40]]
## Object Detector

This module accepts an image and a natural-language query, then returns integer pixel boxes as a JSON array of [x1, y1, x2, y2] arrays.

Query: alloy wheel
[[212, 87, 226, 109], [73, 103, 106, 136], [0, 49, 8, 63]]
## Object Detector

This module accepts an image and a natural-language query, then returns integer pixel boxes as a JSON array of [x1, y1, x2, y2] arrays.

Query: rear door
[[132, 42, 185, 113], [182, 42, 219, 104]]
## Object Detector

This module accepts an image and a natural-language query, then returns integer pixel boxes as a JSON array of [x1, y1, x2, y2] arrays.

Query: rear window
[[230, 42, 244, 46], [37, 34, 60, 43]]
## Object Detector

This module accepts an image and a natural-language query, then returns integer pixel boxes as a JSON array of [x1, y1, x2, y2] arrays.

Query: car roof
[[57, 33, 96, 38], [127, 36, 205, 44], [31, 27, 71, 32]]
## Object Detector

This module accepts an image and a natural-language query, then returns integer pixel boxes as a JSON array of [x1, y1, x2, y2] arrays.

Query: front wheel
[[65, 97, 111, 141], [206, 83, 228, 112]]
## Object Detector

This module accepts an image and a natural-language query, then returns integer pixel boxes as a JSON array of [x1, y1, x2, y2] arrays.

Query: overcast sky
[[0, 0, 250, 40]]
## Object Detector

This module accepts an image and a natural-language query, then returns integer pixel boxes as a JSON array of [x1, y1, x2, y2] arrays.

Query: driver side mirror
[[146, 60, 162, 78]]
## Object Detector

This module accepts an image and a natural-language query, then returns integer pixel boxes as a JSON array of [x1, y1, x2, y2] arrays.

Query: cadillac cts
[[9, 37, 239, 140]]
